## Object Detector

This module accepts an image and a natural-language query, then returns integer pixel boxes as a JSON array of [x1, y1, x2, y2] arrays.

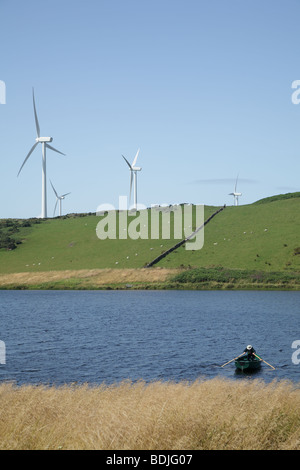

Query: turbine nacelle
[[36, 136, 53, 143], [132, 166, 142, 171]]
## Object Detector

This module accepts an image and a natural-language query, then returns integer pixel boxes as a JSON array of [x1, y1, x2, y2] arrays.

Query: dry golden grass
[[0, 268, 179, 288], [0, 378, 299, 450]]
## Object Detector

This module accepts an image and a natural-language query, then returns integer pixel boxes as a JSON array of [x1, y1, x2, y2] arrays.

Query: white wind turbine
[[122, 148, 142, 210], [17, 88, 66, 218], [50, 181, 71, 217], [229, 174, 242, 206]]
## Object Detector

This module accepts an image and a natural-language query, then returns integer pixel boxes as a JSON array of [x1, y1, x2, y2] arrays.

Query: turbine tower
[[50, 181, 71, 217], [229, 174, 242, 206], [122, 148, 142, 210], [17, 88, 66, 218]]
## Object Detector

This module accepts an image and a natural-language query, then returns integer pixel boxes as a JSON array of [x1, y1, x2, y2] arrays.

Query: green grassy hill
[[158, 196, 300, 272], [0, 194, 299, 288], [0, 206, 217, 274]]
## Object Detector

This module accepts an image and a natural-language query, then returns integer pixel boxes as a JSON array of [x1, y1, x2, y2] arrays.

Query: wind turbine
[[17, 88, 66, 218], [50, 181, 71, 217], [229, 174, 242, 206], [122, 148, 142, 210]]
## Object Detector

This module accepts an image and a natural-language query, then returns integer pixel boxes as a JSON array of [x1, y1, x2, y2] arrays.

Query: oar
[[221, 353, 244, 368], [254, 354, 276, 370]]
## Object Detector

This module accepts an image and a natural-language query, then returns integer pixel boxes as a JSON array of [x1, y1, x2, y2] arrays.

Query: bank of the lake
[[0, 267, 299, 290], [0, 378, 299, 450]]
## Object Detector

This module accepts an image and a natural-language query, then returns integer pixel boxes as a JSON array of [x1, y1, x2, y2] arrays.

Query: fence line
[[145, 205, 226, 268]]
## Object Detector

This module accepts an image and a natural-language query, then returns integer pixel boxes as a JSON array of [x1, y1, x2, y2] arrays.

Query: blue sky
[[0, 0, 300, 218]]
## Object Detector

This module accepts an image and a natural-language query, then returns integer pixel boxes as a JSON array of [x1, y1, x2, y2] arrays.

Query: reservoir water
[[0, 290, 299, 386]]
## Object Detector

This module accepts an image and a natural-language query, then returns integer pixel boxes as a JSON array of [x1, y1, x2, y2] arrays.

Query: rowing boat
[[235, 355, 262, 371]]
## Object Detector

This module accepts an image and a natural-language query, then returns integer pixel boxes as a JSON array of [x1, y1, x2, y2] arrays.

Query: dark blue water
[[0, 290, 299, 386]]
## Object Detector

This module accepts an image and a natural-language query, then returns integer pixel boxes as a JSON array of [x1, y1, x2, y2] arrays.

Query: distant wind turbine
[[122, 148, 142, 210], [229, 174, 242, 206], [50, 181, 71, 217], [17, 88, 66, 218]]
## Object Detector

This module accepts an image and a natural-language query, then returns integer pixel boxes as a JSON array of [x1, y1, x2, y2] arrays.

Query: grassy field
[[0, 378, 299, 450], [0, 205, 216, 274], [0, 268, 180, 290], [158, 196, 300, 272], [0, 193, 299, 288]]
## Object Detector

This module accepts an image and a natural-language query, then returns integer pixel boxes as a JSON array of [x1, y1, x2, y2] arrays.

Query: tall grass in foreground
[[0, 378, 299, 450]]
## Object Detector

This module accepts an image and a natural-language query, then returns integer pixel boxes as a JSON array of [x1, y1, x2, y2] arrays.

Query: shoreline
[[0, 268, 299, 291], [0, 378, 299, 450]]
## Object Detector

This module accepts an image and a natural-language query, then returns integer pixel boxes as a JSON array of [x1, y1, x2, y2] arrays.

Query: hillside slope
[[0, 196, 299, 282], [158, 197, 300, 272]]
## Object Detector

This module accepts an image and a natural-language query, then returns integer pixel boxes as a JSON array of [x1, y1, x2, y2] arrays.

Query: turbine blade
[[50, 180, 58, 197], [17, 142, 39, 176], [235, 174, 239, 193], [132, 148, 140, 167], [61, 192, 71, 197], [46, 144, 66, 156], [122, 155, 132, 169], [129, 171, 133, 201], [53, 199, 58, 217], [32, 88, 40, 138]]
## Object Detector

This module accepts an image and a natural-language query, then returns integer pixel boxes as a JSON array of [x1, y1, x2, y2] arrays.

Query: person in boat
[[244, 345, 256, 360]]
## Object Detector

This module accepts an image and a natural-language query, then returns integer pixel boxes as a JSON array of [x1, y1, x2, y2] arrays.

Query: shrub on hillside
[[0, 234, 17, 250]]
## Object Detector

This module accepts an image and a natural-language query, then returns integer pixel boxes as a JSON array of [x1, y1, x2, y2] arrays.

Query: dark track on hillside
[[145, 205, 226, 268]]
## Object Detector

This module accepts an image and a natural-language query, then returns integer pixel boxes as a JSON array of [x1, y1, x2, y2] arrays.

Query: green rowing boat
[[235, 356, 262, 371]]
